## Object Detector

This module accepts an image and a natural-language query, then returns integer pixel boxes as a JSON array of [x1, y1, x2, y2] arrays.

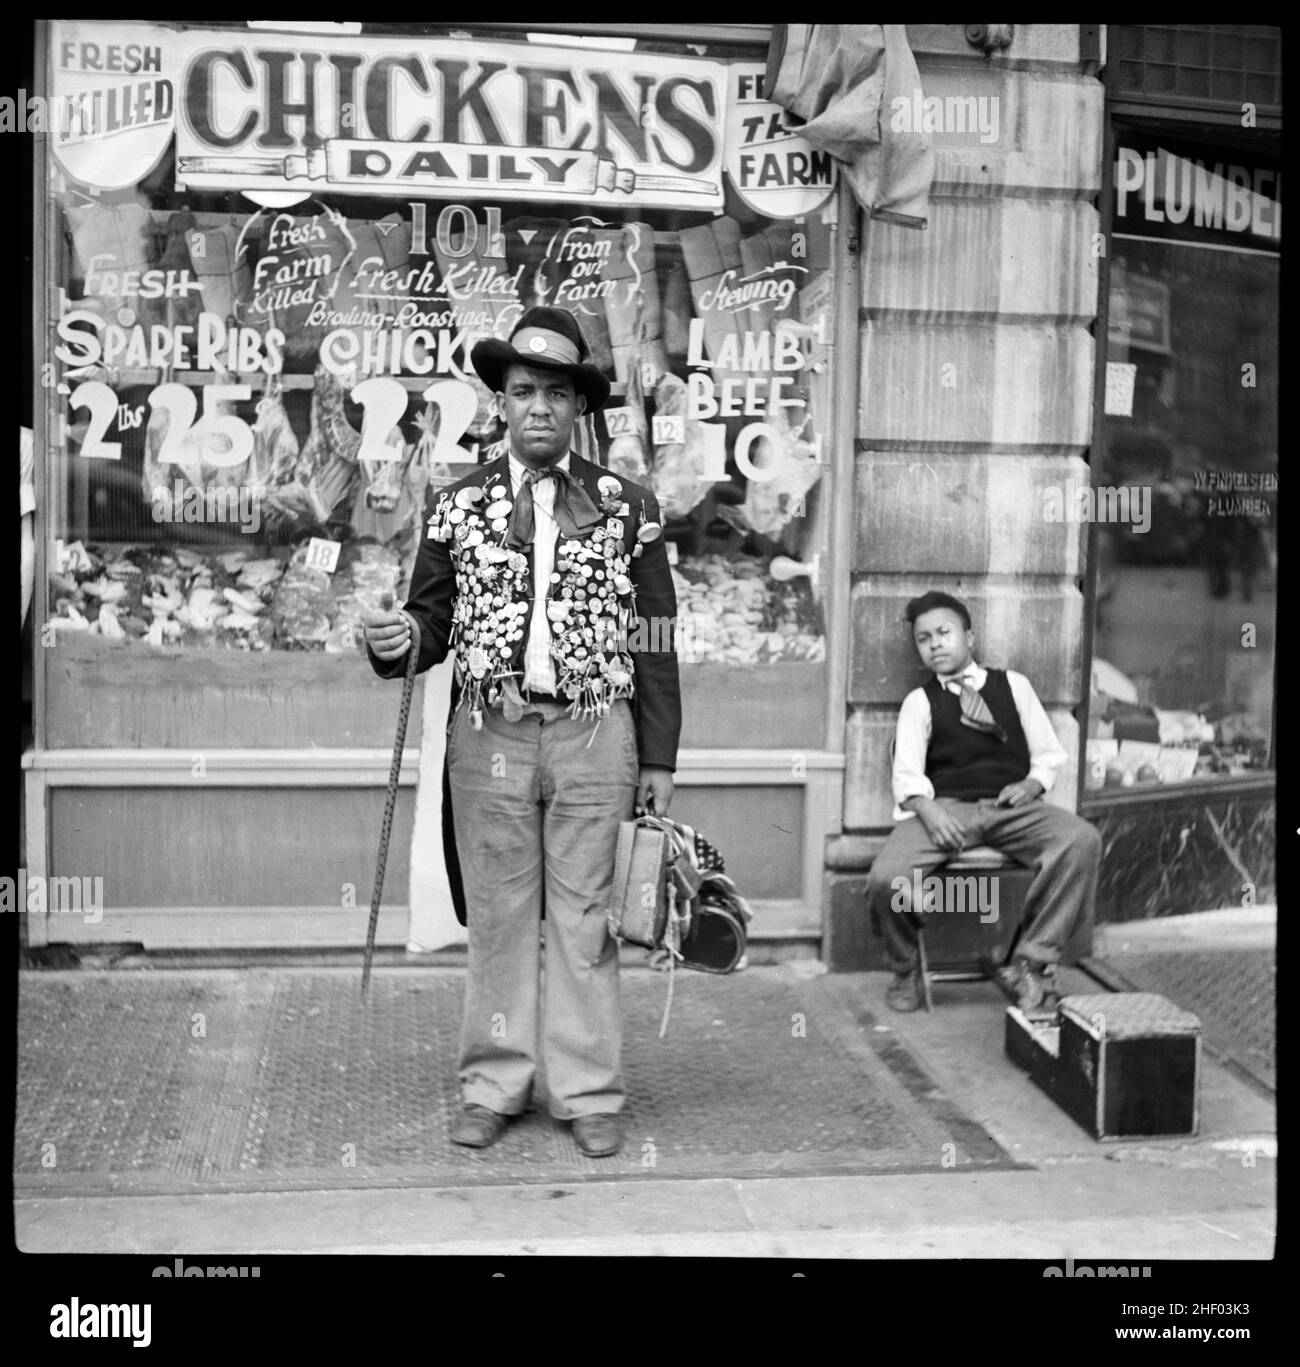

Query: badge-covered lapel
[[569, 453, 634, 554]]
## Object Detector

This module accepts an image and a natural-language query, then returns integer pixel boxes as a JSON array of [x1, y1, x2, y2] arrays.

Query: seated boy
[[865, 591, 1102, 1016]]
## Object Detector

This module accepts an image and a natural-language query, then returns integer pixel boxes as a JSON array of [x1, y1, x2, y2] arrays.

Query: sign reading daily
[[50, 22, 734, 210]]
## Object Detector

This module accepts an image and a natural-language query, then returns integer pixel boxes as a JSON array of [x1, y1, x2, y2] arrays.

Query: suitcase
[[607, 819, 676, 951], [1006, 992, 1202, 1140]]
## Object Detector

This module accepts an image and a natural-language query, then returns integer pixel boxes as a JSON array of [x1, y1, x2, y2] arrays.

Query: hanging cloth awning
[[765, 23, 935, 229]]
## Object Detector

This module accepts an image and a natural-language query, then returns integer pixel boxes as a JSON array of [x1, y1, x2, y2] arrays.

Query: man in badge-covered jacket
[[364, 306, 681, 1158]]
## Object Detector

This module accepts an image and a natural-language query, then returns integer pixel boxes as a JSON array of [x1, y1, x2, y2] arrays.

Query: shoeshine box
[[1005, 993, 1201, 1140]]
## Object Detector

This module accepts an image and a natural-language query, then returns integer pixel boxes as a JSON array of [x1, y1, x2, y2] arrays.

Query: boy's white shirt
[[891, 662, 1067, 820]]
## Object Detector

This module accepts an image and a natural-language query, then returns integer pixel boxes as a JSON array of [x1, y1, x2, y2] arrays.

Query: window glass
[[43, 23, 835, 667], [1086, 130, 1277, 790]]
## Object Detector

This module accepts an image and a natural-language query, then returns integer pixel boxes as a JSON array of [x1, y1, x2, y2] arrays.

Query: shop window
[[1086, 127, 1277, 793], [42, 22, 835, 689]]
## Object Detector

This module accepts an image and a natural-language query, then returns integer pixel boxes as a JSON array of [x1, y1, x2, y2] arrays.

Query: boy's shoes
[[994, 958, 1060, 1019], [885, 969, 925, 1013]]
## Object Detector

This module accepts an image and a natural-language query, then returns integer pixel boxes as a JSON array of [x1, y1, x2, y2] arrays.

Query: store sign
[[47, 28, 175, 189], [1114, 134, 1281, 252], [723, 66, 835, 219], [1108, 272, 1171, 354], [51, 22, 729, 210]]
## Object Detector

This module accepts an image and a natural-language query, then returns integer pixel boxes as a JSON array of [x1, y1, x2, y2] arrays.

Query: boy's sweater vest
[[924, 669, 1031, 799]]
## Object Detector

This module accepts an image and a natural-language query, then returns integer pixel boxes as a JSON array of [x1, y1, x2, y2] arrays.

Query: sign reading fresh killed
[[52, 22, 729, 210], [48, 23, 176, 190]]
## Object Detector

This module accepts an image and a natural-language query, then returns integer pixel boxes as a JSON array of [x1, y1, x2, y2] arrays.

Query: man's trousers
[[865, 798, 1102, 976], [448, 694, 638, 1120]]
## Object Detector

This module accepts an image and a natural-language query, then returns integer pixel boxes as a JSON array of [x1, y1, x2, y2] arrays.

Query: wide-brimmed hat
[[471, 306, 611, 412]]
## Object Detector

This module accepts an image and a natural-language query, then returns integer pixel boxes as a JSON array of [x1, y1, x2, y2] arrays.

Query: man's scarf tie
[[505, 464, 602, 550]]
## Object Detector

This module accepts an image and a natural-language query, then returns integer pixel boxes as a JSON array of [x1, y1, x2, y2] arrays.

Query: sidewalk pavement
[[1086, 905, 1276, 1093], [15, 913, 1275, 1260]]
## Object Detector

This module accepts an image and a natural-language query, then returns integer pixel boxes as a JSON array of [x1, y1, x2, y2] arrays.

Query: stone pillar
[[826, 25, 1103, 969]]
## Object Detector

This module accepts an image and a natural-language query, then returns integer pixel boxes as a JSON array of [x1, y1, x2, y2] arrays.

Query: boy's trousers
[[865, 797, 1102, 975]]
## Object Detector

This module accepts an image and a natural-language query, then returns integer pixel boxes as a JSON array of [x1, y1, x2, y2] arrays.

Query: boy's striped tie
[[948, 677, 1008, 743]]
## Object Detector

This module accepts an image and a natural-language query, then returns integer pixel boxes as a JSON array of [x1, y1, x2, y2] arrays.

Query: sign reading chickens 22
[[53, 22, 729, 210]]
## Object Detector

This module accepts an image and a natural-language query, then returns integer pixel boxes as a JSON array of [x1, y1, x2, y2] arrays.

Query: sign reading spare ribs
[[148, 27, 723, 208]]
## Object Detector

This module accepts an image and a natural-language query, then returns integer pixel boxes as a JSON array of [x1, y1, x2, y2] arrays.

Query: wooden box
[[1005, 992, 1202, 1140]]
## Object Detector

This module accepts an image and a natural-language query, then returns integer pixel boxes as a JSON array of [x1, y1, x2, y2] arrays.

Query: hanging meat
[[602, 220, 669, 387], [604, 353, 650, 482], [302, 372, 359, 517], [141, 385, 244, 519], [247, 378, 300, 495], [247, 378, 301, 538], [66, 199, 155, 308], [185, 219, 253, 324], [350, 401, 420, 554], [717, 401, 823, 540], [678, 217, 747, 389], [292, 365, 367, 525], [142, 210, 199, 331], [646, 373, 710, 519], [662, 261, 693, 364], [738, 222, 801, 338]]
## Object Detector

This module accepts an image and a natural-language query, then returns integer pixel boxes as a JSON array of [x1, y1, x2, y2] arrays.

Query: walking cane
[[362, 595, 422, 1000]]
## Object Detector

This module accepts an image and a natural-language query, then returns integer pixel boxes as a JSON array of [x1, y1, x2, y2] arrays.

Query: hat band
[[511, 327, 581, 368]]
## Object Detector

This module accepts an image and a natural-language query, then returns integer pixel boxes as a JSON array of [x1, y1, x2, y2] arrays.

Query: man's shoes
[[994, 959, 1060, 1019], [885, 969, 925, 1013], [450, 1104, 508, 1149], [571, 1113, 622, 1157]]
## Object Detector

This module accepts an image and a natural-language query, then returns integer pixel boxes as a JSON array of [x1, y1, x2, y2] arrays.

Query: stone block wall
[[826, 25, 1103, 967]]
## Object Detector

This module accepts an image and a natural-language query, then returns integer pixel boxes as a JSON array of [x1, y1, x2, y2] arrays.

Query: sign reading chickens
[[78, 25, 726, 210]]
